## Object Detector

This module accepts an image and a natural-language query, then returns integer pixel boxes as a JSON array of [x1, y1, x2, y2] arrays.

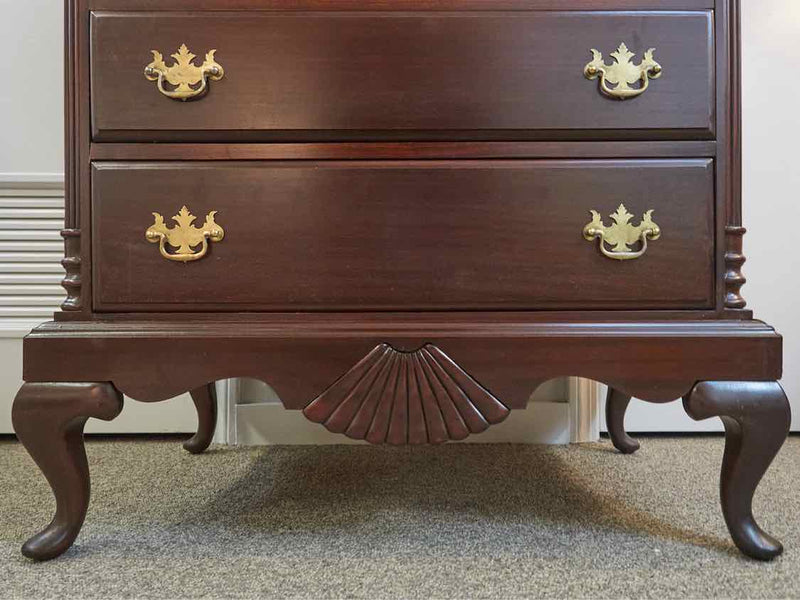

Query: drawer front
[[92, 160, 714, 311], [90, 11, 714, 141]]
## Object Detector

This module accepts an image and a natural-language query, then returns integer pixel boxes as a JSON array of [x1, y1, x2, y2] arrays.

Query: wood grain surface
[[91, 159, 715, 311], [90, 10, 714, 141]]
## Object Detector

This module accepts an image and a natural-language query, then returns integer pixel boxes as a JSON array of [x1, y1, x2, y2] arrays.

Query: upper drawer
[[90, 10, 715, 142]]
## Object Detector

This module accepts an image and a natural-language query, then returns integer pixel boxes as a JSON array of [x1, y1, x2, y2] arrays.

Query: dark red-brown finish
[[86, 1, 716, 9], [12, 0, 791, 563], [60, 229, 83, 311], [683, 381, 791, 561], [90, 10, 714, 142], [12, 383, 124, 561], [724, 226, 747, 309], [91, 160, 715, 311], [605, 387, 639, 454], [89, 141, 719, 162], [21, 319, 781, 408], [184, 383, 217, 454], [303, 344, 510, 444]]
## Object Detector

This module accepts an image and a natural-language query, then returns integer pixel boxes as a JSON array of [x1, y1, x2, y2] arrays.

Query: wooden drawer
[[90, 10, 714, 141], [91, 160, 714, 311]]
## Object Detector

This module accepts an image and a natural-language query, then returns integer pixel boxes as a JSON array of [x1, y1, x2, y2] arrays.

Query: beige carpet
[[1, 436, 799, 599]]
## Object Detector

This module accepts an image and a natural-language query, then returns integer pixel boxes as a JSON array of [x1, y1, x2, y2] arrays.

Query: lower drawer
[[91, 160, 714, 311]]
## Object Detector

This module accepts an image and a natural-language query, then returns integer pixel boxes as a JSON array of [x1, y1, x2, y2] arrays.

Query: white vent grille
[[0, 180, 65, 331]]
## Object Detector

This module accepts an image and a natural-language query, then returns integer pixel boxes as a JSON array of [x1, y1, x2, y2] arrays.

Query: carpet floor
[[1, 436, 799, 599]]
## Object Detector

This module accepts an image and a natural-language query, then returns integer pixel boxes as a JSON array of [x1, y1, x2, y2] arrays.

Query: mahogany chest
[[12, 0, 790, 562]]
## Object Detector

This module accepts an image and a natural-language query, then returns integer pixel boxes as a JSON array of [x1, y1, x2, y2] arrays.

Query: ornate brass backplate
[[584, 43, 662, 100], [144, 44, 224, 101], [145, 206, 224, 262], [583, 204, 661, 261]]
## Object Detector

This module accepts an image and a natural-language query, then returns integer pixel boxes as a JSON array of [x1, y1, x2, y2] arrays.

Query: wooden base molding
[[21, 319, 782, 405]]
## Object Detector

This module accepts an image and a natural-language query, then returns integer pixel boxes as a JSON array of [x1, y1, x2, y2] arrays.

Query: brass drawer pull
[[584, 43, 662, 100], [144, 44, 224, 101], [145, 206, 224, 262], [583, 204, 660, 261]]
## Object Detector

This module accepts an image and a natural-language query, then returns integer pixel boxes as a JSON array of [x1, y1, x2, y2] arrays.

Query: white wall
[[235, 377, 575, 445], [0, 0, 63, 177], [740, 1, 800, 426], [619, 0, 800, 432], [0, 0, 198, 435]]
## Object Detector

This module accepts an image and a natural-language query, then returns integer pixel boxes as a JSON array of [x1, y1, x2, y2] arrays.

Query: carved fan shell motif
[[303, 344, 510, 444]]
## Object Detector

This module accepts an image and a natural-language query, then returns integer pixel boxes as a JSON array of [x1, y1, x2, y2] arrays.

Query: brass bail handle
[[144, 44, 224, 101], [145, 206, 225, 263], [584, 43, 662, 100], [583, 204, 661, 261]]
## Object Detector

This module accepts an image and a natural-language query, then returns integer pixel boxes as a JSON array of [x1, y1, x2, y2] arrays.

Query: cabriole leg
[[12, 382, 124, 561], [683, 381, 791, 561], [183, 383, 218, 454], [606, 387, 639, 454]]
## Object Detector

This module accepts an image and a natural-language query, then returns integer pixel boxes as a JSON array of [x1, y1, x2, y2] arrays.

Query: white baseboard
[[0, 173, 64, 187], [236, 401, 571, 446], [569, 377, 600, 443], [595, 382, 726, 433], [599, 388, 724, 433]]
